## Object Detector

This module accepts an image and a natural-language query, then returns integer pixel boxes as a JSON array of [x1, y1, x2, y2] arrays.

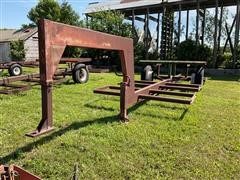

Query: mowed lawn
[[0, 69, 239, 179]]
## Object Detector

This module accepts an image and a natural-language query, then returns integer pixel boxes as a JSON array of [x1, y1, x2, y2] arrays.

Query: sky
[[0, 0, 103, 29]]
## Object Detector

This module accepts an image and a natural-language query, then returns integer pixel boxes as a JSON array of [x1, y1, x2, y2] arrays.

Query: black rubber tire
[[72, 64, 89, 84], [192, 67, 204, 85], [8, 63, 22, 76], [141, 65, 153, 81]]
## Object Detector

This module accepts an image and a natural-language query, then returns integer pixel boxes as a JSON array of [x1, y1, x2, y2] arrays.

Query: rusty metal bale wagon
[[20, 19, 205, 137]]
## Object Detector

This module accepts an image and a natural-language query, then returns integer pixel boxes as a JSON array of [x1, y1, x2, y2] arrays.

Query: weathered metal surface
[[0, 84, 31, 94], [140, 60, 207, 64], [0, 164, 41, 180], [27, 19, 135, 137], [24, 19, 205, 137]]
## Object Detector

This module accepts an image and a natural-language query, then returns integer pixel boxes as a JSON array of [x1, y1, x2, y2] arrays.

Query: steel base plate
[[25, 127, 55, 137]]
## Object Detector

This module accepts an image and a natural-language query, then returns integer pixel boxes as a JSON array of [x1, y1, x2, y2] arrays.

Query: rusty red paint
[[26, 19, 204, 137]]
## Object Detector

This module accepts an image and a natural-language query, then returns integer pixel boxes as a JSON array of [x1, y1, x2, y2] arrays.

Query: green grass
[[0, 69, 240, 179]]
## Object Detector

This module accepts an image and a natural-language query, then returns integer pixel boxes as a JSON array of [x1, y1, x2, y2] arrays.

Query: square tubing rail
[[26, 19, 135, 137]]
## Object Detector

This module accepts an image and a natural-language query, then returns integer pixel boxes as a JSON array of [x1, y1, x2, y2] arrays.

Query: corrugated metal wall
[[0, 42, 11, 62]]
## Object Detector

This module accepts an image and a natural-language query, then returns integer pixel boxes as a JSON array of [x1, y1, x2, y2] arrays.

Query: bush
[[218, 53, 232, 68], [85, 10, 134, 67], [176, 39, 212, 64], [10, 40, 25, 60]]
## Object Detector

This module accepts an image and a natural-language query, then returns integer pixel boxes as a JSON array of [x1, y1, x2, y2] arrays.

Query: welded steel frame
[[25, 19, 204, 137], [26, 19, 135, 137]]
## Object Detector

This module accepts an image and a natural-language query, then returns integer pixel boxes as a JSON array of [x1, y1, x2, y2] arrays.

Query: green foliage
[[10, 40, 25, 60], [60, 1, 82, 26], [218, 45, 240, 69], [21, 23, 36, 29], [27, 0, 83, 57], [206, 8, 229, 44], [86, 10, 133, 66], [176, 39, 212, 64], [27, 0, 61, 25], [134, 42, 145, 64], [89, 10, 132, 38], [217, 53, 232, 68]]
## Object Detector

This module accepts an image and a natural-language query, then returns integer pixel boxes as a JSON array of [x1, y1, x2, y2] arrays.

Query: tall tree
[[60, 1, 81, 26], [26, 0, 82, 26], [26, 0, 82, 57], [27, 0, 61, 25], [191, 8, 229, 45]]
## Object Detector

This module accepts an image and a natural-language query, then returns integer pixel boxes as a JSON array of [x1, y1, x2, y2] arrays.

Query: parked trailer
[[140, 60, 207, 85], [0, 61, 39, 76], [0, 58, 92, 94], [0, 57, 92, 76]]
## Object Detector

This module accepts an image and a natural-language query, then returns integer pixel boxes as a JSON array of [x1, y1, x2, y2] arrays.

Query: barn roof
[[85, 0, 236, 15], [0, 27, 38, 43]]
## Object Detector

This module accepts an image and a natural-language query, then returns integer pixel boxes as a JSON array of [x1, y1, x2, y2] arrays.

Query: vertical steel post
[[202, 7, 206, 45], [132, 9, 135, 41], [233, 0, 240, 68], [178, 4, 182, 45], [196, 0, 200, 43], [212, 0, 219, 68], [86, 14, 89, 28], [157, 12, 160, 51], [186, 10, 189, 40], [218, 3, 224, 53], [146, 8, 150, 59]]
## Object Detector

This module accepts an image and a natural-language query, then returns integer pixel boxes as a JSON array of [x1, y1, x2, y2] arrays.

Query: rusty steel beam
[[159, 85, 200, 92], [27, 19, 135, 137], [0, 73, 40, 85], [139, 94, 193, 104], [149, 89, 195, 97], [165, 82, 201, 88]]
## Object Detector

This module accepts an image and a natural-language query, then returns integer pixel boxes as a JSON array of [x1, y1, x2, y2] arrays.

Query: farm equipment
[[0, 58, 91, 95], [140, 60, 207, 85], [23, 19, 205, 137], [0, 61, 39, 76], [0, 164, 41, 180]]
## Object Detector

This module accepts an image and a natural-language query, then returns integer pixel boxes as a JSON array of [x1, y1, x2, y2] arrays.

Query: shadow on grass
[[1, 102, 190, 164], [85, 100, 189, 121], [0, 115, 118, 164]]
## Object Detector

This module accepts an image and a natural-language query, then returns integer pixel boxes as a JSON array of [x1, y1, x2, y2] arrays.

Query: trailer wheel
[[72, 64, 89, 84], [141, 65, 153, 81], [8, 64, 22, 76], [192, 67, 204, 85]]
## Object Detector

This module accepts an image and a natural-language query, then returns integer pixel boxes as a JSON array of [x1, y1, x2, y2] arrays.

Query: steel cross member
[[26, 19, 136, 137]]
